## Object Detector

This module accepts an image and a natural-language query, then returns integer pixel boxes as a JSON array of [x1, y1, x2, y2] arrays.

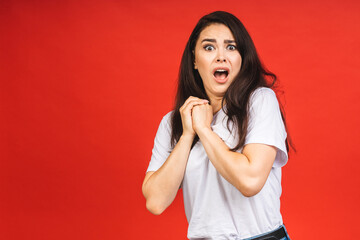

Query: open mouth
[[213, 68, 229, 83]]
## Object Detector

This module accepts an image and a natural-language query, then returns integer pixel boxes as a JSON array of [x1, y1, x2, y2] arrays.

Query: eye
[[204, 45, 215, 51], [227, 45, 237, 50]]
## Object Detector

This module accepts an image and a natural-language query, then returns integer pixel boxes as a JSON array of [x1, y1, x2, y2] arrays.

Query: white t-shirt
[[146, 87, 288, 240]]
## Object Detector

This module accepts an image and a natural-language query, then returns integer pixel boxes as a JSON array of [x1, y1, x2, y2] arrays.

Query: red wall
[[1, 0, 359, 239]]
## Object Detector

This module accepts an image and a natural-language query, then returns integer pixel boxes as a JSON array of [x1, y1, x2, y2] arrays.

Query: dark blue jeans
[[243, 225, 290, 240]]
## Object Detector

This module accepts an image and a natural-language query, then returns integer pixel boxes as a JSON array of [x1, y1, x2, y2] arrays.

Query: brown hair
[[171, 11, 295, 153]]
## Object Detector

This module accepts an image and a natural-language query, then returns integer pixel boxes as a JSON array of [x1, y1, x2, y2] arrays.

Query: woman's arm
[[142, 97, 208, 215], [192, 104, 277, 197], [142, 134, 194, 215]]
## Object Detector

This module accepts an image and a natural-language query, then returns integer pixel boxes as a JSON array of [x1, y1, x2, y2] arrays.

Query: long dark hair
[[171, 11, 294, 153]]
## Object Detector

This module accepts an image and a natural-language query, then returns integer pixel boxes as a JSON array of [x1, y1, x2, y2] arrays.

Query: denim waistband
[[242, 224, 291, 240]]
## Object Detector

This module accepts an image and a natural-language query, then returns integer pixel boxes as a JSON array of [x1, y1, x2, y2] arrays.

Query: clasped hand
[[179, 96, 213, 137]]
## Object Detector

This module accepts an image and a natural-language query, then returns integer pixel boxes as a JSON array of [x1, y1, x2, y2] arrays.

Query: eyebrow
[[201, 38, 236, 44]]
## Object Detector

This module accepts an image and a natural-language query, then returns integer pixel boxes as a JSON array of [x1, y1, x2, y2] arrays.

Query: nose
[[216, 57, 226, 62], [216, 50, 226, 62]]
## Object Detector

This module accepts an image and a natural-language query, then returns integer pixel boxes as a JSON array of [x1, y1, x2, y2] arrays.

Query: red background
[[1, 0, 360, 239]]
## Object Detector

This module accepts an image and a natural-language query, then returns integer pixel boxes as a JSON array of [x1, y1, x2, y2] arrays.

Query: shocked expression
[[194, 23, 242, 99]]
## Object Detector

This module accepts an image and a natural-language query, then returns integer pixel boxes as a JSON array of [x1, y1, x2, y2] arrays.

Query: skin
[[193, 23, 242, 113], [142, 24, 277, 215]]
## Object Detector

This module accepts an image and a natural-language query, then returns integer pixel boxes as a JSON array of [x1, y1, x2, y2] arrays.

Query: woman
[[142, 11, 292, 240]]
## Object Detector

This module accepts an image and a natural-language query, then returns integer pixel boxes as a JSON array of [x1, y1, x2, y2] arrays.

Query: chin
[[210, 86, 228, 97]]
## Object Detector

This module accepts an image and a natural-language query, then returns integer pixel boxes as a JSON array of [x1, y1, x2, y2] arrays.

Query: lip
[[212, 67, 230, 84], [213, 75, 229, 84]]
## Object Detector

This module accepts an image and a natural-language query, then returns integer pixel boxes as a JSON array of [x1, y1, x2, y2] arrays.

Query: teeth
[[216, 69, 227, 72]]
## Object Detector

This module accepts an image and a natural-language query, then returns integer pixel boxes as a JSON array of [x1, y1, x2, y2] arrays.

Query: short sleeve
[[146, 111, 173, 173], [245, 88, 288, 168]]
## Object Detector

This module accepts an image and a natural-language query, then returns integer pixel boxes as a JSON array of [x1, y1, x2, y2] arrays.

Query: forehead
[[198, 23, 235, 41]]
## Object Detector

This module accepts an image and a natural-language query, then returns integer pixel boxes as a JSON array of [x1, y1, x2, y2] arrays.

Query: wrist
[[180, 133, 195, 142], [195, 126, 212, 137]]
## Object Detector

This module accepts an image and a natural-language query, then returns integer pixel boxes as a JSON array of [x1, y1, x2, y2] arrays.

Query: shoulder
[[251, 87, 276, 100], [161, 110, 173, 123], [249, 87, 279, 109], [158, 110, 174, 131]]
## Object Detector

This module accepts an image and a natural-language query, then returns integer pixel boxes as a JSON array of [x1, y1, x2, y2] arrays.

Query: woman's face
[[194, 23, 242, 100]]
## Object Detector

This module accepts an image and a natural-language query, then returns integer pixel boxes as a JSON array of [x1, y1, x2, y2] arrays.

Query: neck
[[209, 96, 223, 114]]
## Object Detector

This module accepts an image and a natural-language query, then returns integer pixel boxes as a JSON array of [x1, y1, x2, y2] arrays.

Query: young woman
[[142, 11, 292, 240]]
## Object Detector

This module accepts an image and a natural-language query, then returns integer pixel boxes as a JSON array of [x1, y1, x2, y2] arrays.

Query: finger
[[192, 103, 208, 114], [184, 96, 209, 107], [185, 96, 200, 103], [181, 98, 208, 112], [181, 96, 201, 110], [183, 99, 209, 113], [180, 97, 194, 111]]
